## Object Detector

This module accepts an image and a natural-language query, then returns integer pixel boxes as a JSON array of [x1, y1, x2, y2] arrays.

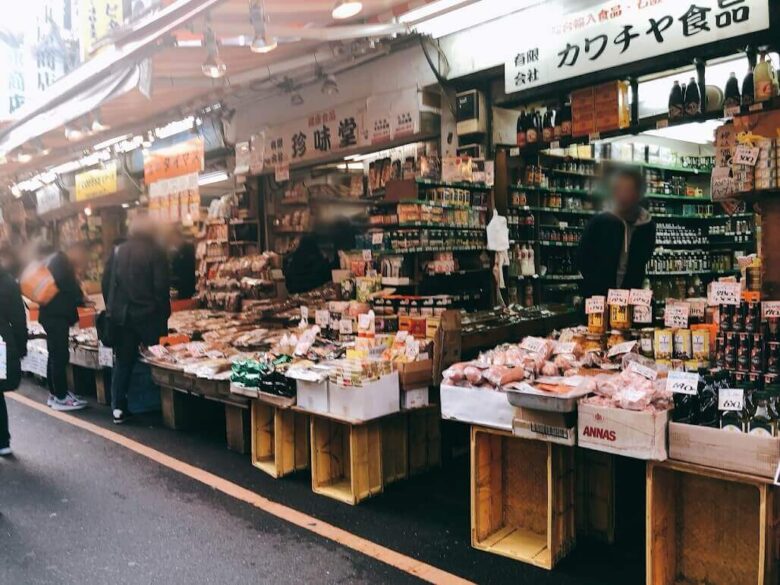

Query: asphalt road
[[0, 380, 645, 584]]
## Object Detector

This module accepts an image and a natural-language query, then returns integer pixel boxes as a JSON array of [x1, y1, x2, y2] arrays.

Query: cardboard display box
[[513, 408, 577, 446], [397, 359, 433, 391], [441, 384, 514, 432], [328, 371, 400, 422], [577, 402, 668, 461], [669, 422, 780, 480]]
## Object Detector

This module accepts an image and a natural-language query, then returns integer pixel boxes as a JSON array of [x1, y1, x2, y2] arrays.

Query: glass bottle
[[754, 50, 775, 102], [669, 80, 684, 120], [684, 77, 701, 116], [724, 71, 741, 109], [748, 391, 777, 436]]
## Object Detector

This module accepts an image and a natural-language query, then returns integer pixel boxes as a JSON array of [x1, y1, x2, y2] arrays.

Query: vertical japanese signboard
[[80, 0, 123, 60], [505, 0, 770, 95]]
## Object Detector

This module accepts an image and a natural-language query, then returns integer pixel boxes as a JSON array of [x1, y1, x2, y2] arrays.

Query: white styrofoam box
[[296, 379, 329, 414], [328, 371, 400, 422], [402, 387, 429, 410], [440, 384, 514, 432], [578, 402, 668, 461]]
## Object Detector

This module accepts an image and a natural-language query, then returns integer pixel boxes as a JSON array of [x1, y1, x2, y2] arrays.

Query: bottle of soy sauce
[[516, 111, 527, 148], [527, 109, 539, 144], [724, 72, 741, 109], [742, 66, 755, 107], [684, 77, 701, 116], [542, 110, 555, 143], [669, 80, 684, 120]]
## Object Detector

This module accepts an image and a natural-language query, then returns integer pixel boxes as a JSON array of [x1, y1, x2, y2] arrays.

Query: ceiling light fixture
[[249, 0, 277, 54], [332, 0, 363, 20], [201, 26, 227, 78]]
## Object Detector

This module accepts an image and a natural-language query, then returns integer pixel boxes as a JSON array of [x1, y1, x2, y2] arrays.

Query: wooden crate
[[576, 450, 615, 543], [382, 413, 408, 486], [251, 401, 309, 479], [310, 415, 383, 505], [408, 408, 441, 476], [470, 426, 576, 570], [647, 461, 779, 585]]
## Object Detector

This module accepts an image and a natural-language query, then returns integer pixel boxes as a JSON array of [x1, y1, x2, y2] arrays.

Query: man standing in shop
[[104, 216, 170, 424], [577, 167, 656, 299], [40, 242, 89, 411], [169, 228, 196, 300]]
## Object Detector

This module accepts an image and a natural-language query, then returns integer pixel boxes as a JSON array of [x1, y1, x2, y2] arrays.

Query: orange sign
[[143, 137, 204, 184]]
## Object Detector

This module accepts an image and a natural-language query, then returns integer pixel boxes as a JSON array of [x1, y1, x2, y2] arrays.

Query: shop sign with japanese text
[[79, 0, 123, 60], [505, 0, 770, 94], [366, 87, 420, 145], [36, 183, 62, 214], [143, 137, 205, 184], [75, 162, 118, 202]]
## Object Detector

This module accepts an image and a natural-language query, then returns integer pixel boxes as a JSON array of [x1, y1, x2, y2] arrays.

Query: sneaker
[[0, 446, 11, 457], [67, 392, 88, 406], [47, 394, 55, 407], [112, 409, 127, 424], [50, 396, 87, 412]]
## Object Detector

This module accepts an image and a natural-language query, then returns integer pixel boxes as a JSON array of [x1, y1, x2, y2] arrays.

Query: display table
[[68, 344, 111, 405]]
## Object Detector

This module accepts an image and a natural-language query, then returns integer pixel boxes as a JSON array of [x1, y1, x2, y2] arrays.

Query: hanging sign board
[[75, 162, 118, 201], [36, 183, 63, 214], [144, 137, 204, 184], [148, 173, 200, 225], [79, 0, 123, 60], [505, 0, 771, 95]]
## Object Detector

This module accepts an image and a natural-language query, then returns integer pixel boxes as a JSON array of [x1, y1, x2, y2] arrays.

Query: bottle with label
[[673, 389, 698, 424], [698, 372, 719, 428], [669, 80, 684, 120], [684, 77, 701, 117], [724, 72, 741, 109], [527, 110, 539, 144], [720, 402, 745, 432], [742, 66, 755, 107], [754, 50, 776, 102], [542, 110, 554, 143], [553, 105, 562, 140], [748, 391, 777, 436], [560, 102, 572, 137], [516, 111, 527, 148]]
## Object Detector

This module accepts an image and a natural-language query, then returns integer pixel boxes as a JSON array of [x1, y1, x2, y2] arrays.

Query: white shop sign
[[36, 183, 62, 215], [505, 0, 770, 94]]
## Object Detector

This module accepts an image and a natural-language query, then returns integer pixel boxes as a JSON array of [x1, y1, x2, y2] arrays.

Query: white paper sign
[[554, 341, 577, 355], [371, 232, 384, 245], [362, 249, 372, 261], [666, 371, 699, 395], [585, 296, 605, 315], [665, 302, 690, 329], [629, 289, 653, 306], [274, 162, 290, 182], [734, 145, 760, 167], [339, 318, 353, 335], [315, 310, 330, 328], [763, 301, 780, 319], [98, 343, 113, 368], [688, 298, 707, 319], [607, 289, 629, 306], [504, 0, 770, 95], [708, 281, 741, 306], [521, 336, 548, 354], [607, 340, 637, 358], [719, 388, 745, 411], [710, 167, 735, 202], [628, 360, 657, 381], [632, 304, 652, 324], [300, 306, 309, 321]]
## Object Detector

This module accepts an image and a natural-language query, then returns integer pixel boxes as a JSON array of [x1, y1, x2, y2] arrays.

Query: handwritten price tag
[[585, 296, 605, 314], [608, 289, 630, 306], [371, 232, 383, 245], [724, 105, 741, 117], [688, 298, 707, 319], [554, 341, 576, 355], [300, 306, 309, 321], [358, 313, 372, 330], [629, 289, 653, 306], [708, 281, 741, 306], [628, 360, 658, 380], [362, 249, 372, 261], [632, 304, 652, 324], [763, 301, 780, 319], [339, 318, 353, 335], [315, 310, 330, 327], [734, 145, 760, 167], [98, 343, 113, 368], [666, 371, 699, 395], [521, 336, 548, 354], [665, 301, 690, 329], [608, 340, 637, 358], [710, 167, 734, 202], [719, 388, 745, 411]]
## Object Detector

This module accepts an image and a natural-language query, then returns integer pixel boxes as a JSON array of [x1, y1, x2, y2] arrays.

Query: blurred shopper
[[169, 228, 196, 300], [39, 243, 89, 411], [0, 246, 28, 456], [577, 168, 656, 299], [104, 216, 170, 424], [284, 235, 332, 294]]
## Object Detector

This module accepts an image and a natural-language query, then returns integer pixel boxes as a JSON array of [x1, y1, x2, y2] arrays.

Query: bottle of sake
[[724, 72, 741, 109], [516, 111, 527, 148], [742, 66, 755, 106], [754, 50, 776, 102], [668, 80, 684, 120], [684, 77, 701, 116]]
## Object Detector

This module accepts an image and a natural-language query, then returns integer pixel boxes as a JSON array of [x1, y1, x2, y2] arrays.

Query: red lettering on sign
[[582, 426, 617, 442]]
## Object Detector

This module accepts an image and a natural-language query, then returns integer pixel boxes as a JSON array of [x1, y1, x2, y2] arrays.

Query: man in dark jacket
[[577, 168, 656, 300], [0, 245, 28, 456], [104, 217, 170, 424], [40, 242, 88, 411], [169, 229, 196, 300]]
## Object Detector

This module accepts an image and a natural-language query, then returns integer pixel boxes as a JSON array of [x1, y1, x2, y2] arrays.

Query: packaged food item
[[673, 329, 692, 360], [588, 310, 606, 335], [608, 303, 630, 330], [654, 329, 673, 360], [607, 330, 626, 350], [691, 328, 710, 364], [639, 328, 654, 358]]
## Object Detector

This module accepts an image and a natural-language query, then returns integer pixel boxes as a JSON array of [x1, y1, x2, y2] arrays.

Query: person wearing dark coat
[[283, 235, 332, 294], [39, 243, 89, 411], [169, 229, 196, 300], [0, 246, 29, 456], [577, 168, 656, 300], [103, 218, 170, 424]]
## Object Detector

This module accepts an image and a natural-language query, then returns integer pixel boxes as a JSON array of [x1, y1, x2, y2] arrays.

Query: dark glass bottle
[[560, 102, 572, 137], [724, 72, 741, 109], [742, 67, 755, 107], [516, 111, 527, 148], [698, 372, 719, 427], [542, 110, 554, 143], [527, 109, 539, 144], [684, 77, 701, 117], [669, 81, 684, 120]]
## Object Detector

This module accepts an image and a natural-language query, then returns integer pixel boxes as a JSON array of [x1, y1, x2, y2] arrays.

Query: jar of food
[[609, 303, 631, 330], [640, 328, 655, 358], [588, 310, 607, 335], [584, 334, 605, 353], [607, 329, 626, 350]]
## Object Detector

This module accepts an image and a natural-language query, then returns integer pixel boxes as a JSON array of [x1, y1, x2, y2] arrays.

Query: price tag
[[688, 298, 707, 319], [300, 306, 309, 321], [656, 119, 669, 129], [554, 341, 577, 355], [763, 301, 780, 319], [558, 221, 568, 229], [509, 147, 520, 157], [666, 371, 699, 395], [749, 102, 764, 112], [589, 132, 601, 142], [724, 105, 741, 117], [339, 318, 353, 335], [607, 289, 630, 306], [371, 232, 383, 245], [274, 162, 290, 182], [315, 309, 330, 328], [550, 141, 561, 150], [608, 340, 637, 358], [632, 304, 652, 324], [628, 360, 658, 380], [718, 388, 745, 411], [665, 301, 690, 329], [520, 336, 548, 354], [358, 313, 372, 330], [585, 295, 605, 314], [708, 281, 741, 306], [629, 289, 653, 306], [734, 145, 760, 167], [98, 343, 113, 368], [362, 249, 372, 261], [710, 167, 734, 202]]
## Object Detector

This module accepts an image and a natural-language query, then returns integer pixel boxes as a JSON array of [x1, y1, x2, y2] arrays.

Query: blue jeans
[[110, 326, 141, 412]]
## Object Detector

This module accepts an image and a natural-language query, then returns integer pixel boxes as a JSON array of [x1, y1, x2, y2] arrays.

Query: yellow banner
[[75, 163, 118, 201], [79, 0, 124, 59]]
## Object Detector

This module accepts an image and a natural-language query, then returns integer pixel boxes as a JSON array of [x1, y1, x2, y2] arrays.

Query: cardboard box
[[669, 422, 780, 480], [328, 371, 400, 422], [441, 384, 514, 431], [433, 310, 461, 381], [295, 377, 330, 414], [397, 359, 433, 391], [578, 402, 668, 461], [402, 387, 429, 410], [513, 408, 577, 446]]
